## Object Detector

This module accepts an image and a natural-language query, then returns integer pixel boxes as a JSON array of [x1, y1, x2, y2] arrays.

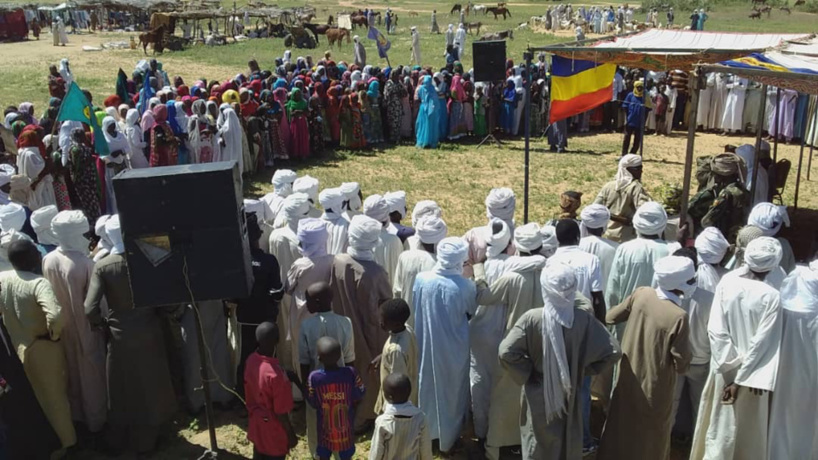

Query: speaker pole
[[523, 49, 532, 224], [192, 297, 220, 459]]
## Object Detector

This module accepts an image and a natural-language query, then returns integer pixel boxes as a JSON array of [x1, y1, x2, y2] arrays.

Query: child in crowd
[[307, 337, 366, 460], [299, 281, 356, 457], [243, 322, 297, 460], [373, 299, 418, 415], [369, 373, 432, 460]]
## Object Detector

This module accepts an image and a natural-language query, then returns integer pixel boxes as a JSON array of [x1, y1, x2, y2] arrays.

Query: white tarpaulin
[[590, 29, 810, 53]]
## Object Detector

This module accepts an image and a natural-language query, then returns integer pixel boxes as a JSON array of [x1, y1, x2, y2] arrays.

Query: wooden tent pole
[[680, 68, 701, 225]]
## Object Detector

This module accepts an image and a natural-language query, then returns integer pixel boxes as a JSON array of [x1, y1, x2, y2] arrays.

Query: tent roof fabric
[[535, 29, 812, 71]]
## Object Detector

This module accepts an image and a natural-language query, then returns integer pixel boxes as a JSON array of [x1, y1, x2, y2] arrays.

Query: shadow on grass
[[508, 145, 610, 156]]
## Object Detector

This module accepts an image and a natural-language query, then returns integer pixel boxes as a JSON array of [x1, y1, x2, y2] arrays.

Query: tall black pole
[[809, 97, 817, 181], [751, 84, 768, 204], [773, 87, 782, 167], [640, 70, 647, 157], [524, 50, 532, 224]]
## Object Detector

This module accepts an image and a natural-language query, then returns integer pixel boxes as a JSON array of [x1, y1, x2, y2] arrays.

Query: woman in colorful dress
[[367, 79, 385, 144], [383, 72, 406, 144], [149, 104, 179, 166], [348, 93, 366, 149], [307, 96, 324, 156], [326, 85, 342, 146], [67, 128, 102, 228], [401, 76, 414, 139], [187, 100, 215, 164], [448, 75, 467, 140], [415, 75, 440, 149], [285, 88, 310, 159], [473, 83, 488, 137], [462, 73, 475, 134]]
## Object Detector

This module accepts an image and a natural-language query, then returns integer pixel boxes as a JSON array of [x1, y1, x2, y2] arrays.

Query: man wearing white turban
[[17, 138, 57, 211], [767, 261, 818, 459], [468, 219, 513, 444], [747, 202, 795, 274], [0, 203, 35, 271], [30, 205, 59, 253], [735, 144, 768, 207], [0, 163, 15, 205], [330, 215, 392, 429], [463, 188, 516, 278], [593, 154, 652, 243], [363, 194, 404, 288], [42, 211, 107, 434], [475, 223, 549, 459], [605, 201, 672, 340], [293, 175, 321, 218], [599, 256, 693, 460], [499, 263, 620, 460], [261, 169, 297, 245], [340, 181, 363, 221], [539, 225, 558, 258], [690, 237, 784, 460], [92, 215, 112, 262], [384, 190, 415, 245], [579, 204, 619, 292], [405, 200, 441, 250], [319, 187, 350, 255], [413, 236, 476, 454], [393, 215, 447, 324]]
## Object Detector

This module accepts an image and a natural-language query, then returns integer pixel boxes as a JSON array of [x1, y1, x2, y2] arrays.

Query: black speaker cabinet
[[472, 40, 507, 83], [113, 162, 252, 308]]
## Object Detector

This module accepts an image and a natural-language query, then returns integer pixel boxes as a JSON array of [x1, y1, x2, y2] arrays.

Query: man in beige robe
[[330, 215, 392, 429], [593, 154, 652, 243], [363, 194, 404, 287], [598, 256, 693, 460], [42, 210, 107, 433], [0, 239, 76, 452]]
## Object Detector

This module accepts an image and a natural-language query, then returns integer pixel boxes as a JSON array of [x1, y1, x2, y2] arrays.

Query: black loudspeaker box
[[472, 40, 507, 83], [113, 161, 252, 308]]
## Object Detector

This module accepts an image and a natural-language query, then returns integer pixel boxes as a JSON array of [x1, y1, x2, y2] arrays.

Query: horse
[[485, 6, 511, 19], [350, 15, 368, 28], [466, 21, 482, 34], [138, 24, 166, 55], [478, 29, 512, 40], [301, 23, 324, 43], [473, 4, 487, 14], [326, 28, 351, 47], [760, 5, 772, 15], [451, 4, 462, 15]]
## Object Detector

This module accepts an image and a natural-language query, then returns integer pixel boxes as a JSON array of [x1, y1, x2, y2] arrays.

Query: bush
[[804, 0, 818, 12]]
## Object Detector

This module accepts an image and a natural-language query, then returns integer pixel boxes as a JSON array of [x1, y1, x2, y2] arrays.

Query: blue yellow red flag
[[549, 56, 616, 123]]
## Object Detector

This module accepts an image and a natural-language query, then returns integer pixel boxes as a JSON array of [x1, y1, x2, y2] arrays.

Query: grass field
[[3, 0, 818, 458]]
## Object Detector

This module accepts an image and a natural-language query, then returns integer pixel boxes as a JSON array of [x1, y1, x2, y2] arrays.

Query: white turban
[[415, 215, 448, 245], [52, 210, 91, 254], [243, 199, 267, 219], [514, 222, 543, 253], [485, 188, 516, 224], [615, 154, 642, 191], [278, 193, 311, 228], [363, 194, 390, 224], [383, 191, 407, 218], [340, 182, 362, 212], [30, 205, 60, 246], [780, 263, 818, 313], [653, 256, 696, 292], [271, 169, 297, 196], [0, 203, 26, 232], [411, 200, 441, 227], [347, 214, 381, 258], [319, 187, 346, 214], [293, 175, 320, 204], [297, 217, 328, 258], [580, 204, 610, 230], [0, 164, 14, 188], [695, 227, 729, 265], [539, 262, 577, 423], [435, 237, 468, 275], [744, 236, 783, 273], [747, 202, 790, 237], [633, 201, 668, 237], [487, 218, 511, 258], [105, 214, 124, 255]]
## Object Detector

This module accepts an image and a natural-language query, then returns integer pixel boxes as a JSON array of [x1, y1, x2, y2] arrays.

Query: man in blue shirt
[[621, 80, 647, 156]]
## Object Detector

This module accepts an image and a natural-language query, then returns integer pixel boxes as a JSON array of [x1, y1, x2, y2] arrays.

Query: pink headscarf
[[450, 75, 466, 102], [140, 110, 155, 132]]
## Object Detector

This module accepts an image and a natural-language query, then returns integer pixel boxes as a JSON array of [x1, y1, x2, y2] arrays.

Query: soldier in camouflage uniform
[[688, 152, 748, 242]]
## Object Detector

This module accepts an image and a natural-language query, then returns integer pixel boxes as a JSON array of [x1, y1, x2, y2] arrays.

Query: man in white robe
[[767, 261, 818, 459], [393, 215, 446, 325], [690, 237, 784, 460], [464, 188, 515, 278], [293, 175, 321, 218], [578, 204, 619, 292], [260, 169, 296, 250], [708, 73, 728, 131], [405, 200, 441, 250], [697, 73, 715, 130], [735, 144, 769, 207], [748, 202, 796, 274], [454, 23, 467, 59], [413, 237, 476, 454], [444, 24, 454, 56], [411, 27, 422, 66], [319, 187, 349, 255], [340, 181, 362, 221], [363, 194, 404, 287], [721, 75, 747, 134]]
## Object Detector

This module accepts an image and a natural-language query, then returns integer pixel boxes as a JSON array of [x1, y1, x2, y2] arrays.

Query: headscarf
[[485, 188, 516, 227], [319, 187, 346, 215], [487, 218, 511, 258], [779, 262, 818, 313], [271, 169, 297, 196], [747, 202, 790, 237], [695, 227, 729, 265], [222, 89, 240, 105], [297, 217, 328, 258], [514, 222, 542, 253], [340, 182, 362, 212], [52, 210, 91, 254], [31, 205, 60, 246], [579, 204, 610, 236], [415, 215, 448, 245], [710, 152, 744, 180], [367, 80, 380, 102], [744, 236, 782, 273], [152, 104, 168, 126], [285, 88, 308, 116], [539, 263, 577, 423], [633, 80, 644, 97], [363, 194, 390, 224], [0, 203, 26, 232], [434, 237, 468, 276], [293, 175, 320, 205], [105, 214, 125, 255], [347, 214, 381, 260], [615, 154, 642, 191], [411, 200, 441, 227], [559, 192, 583, 219], [102, 116, 128, 156], [540, 225, 558, 257], [383, 191, 407, 218], [653, 256, 696, 293], [632, 201, 667, 237]]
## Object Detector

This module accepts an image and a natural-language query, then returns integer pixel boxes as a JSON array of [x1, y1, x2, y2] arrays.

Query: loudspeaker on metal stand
[[472, 40, 507, 148]]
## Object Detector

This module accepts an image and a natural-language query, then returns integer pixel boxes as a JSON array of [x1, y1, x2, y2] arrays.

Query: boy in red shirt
[[244, 322, 297, 460]]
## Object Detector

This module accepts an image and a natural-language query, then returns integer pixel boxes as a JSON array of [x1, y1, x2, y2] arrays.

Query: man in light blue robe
[[413, 237, 477, 454]]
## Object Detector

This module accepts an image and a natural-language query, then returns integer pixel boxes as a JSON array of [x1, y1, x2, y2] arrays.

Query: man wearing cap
[[593, 154, 652, 243], [688, 152, 748, 241], [393, 215, 447, 325], [690, 237, 784, 460], [330, 215, 392, 430], [621, 80, 647, 155], [413, 237, 476, 455], [498, 263, 620, 459], [598, 256, 693, 460]]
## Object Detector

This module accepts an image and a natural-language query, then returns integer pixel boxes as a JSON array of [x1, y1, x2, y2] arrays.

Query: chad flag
[[550, 56, 616, 123]]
